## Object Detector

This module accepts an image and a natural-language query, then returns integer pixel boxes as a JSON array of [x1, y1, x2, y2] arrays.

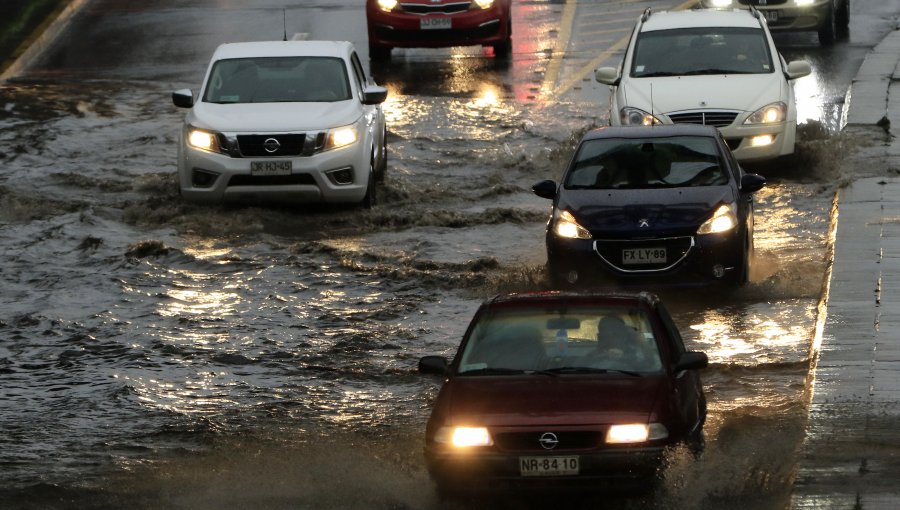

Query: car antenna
[[282, 8, 288, 41]]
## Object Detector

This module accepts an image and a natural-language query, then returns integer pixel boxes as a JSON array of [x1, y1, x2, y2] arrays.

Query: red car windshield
[[458, 306, 664, 375]]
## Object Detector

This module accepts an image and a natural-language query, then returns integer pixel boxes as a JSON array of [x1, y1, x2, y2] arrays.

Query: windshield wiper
[[680, 68, 740, 76], [540, 366, 643, 377], [459, 367, 527, 376], [635, 71, 683, 77]]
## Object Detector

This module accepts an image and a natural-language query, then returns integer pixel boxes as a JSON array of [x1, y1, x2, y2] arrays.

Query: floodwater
[[0, 0, 886, 508]]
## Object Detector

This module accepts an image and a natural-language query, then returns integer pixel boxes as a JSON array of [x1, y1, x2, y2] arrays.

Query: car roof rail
[[640, 7, 651, 23]]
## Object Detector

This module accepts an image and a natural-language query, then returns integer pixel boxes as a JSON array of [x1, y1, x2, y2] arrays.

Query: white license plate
[[764, 10, 779, 22], [622, 247, 666, 264], [420, 17, 451, 30], [519, 456, 579, 477], [250, 160, 292, 176]]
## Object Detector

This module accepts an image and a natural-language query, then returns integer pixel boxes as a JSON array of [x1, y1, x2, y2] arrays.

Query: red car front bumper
[[366, 0, 510, 49]]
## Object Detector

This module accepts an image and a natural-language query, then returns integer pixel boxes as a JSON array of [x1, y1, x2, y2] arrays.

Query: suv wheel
[[361, 161, 377, 209], [376, 127, 388, 183]]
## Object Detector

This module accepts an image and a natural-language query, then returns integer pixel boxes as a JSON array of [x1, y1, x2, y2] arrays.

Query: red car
[[366, 0, 512, 60], [418, 291, 708, 493]]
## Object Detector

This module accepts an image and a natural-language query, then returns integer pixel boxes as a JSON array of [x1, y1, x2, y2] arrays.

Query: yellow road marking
[[543, 0, 699, 99]]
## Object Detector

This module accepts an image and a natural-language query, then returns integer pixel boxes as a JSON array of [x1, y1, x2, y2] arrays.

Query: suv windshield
[[631, 27, 773, 77], [203, 56, 352, 104], [565, 135, 728, 190]]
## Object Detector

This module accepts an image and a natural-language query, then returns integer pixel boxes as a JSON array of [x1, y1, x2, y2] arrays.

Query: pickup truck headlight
[[187, 127, 225, 154], [472, 0, 495, 8], [324, 125, 359, 151]]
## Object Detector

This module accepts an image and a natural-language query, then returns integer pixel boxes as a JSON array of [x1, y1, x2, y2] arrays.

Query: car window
[[631, 27, 773, 77], [458, 306, 663, 375], [203, 56, 352, 103], [350, 52, 368, 91], [565, 135, 729, 190]]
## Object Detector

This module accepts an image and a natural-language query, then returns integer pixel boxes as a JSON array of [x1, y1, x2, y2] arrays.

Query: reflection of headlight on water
[[472, 84, 500, 109]]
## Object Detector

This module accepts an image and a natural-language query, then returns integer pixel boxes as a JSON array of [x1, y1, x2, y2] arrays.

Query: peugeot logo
[[539, 432, 559, 450], [638, 219, 650, 228], [263, 138, 281, 153]]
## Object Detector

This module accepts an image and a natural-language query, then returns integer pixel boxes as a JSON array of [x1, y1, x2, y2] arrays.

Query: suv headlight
[[697, 203, 738, 235], [554, 210, 592, 240], [620, 107, 662, 126], [186, 126, 225, 154], [744, 102, 786, 125], [472, 0, 495, 8], [324, 125, 359, 151], [707, 0, 733, 6]]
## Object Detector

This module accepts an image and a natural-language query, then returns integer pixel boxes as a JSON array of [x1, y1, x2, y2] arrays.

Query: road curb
[[844, 27, 900, 128], [0, 0, 90, 82]]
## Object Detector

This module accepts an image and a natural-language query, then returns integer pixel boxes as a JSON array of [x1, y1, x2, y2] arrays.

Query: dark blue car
[[532, 124, 765, 287]]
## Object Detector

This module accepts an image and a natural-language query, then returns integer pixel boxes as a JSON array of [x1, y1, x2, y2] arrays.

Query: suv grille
[[400, 2, 472, 14], [668, 110, 739, 128]]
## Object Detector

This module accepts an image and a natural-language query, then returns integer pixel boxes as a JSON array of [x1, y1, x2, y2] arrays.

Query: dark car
[[532, 124, 765, 288], [698, 1, 850, 46], [366, 0, 512, 60], [418, 291, 708, 493]]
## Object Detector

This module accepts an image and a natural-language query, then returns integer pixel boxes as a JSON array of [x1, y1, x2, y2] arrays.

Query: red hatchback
[[366, 0, 512, 60], [418, 291, 708, 493]]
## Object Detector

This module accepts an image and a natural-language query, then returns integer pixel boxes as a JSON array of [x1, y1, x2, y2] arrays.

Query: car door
[[350, 51, 385, 164], [657, 301, 704, 435]]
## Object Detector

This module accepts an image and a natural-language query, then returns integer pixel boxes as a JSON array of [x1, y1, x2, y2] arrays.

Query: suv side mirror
[[785, 60, 811, 80], [419, 356, 449, 375], [363, 85, 388, 105], [532, 179, 558, 200], [594, 67, 620, 86], [740, 173, 766, 194], [675, 351, 708, 372], [172, 89, 194, 108]]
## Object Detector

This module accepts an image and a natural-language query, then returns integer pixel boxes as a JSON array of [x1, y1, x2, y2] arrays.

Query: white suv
[[595, 8, 810, 162], [173, 40, 388, 207]]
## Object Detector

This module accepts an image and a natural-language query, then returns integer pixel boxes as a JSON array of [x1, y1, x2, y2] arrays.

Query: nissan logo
[[263, 138, 281, 153], [539, 432, 559, 450], [638, 218, 650, 228]]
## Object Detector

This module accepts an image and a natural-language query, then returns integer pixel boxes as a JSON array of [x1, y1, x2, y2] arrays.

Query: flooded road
[[1, 0, 899, 508]]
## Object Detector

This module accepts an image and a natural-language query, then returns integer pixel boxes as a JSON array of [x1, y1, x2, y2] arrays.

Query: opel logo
[[263, 138, 281, 153], [638, 219, 650, 228], [539, 432, 559, 450]]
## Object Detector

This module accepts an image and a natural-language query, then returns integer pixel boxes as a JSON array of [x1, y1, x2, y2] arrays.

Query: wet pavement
[[0, 1, 899, 509], [791, 28, 900, 510]]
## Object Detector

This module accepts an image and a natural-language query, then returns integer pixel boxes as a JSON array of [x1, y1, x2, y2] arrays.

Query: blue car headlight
[[697, 203, 738, 235]]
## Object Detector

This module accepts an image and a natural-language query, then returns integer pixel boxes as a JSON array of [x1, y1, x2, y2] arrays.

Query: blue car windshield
[[631, 27, 774, 77], [564, 136, 729, 190], [203, 56, 352, 103], [457, 306, 664, 376]]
